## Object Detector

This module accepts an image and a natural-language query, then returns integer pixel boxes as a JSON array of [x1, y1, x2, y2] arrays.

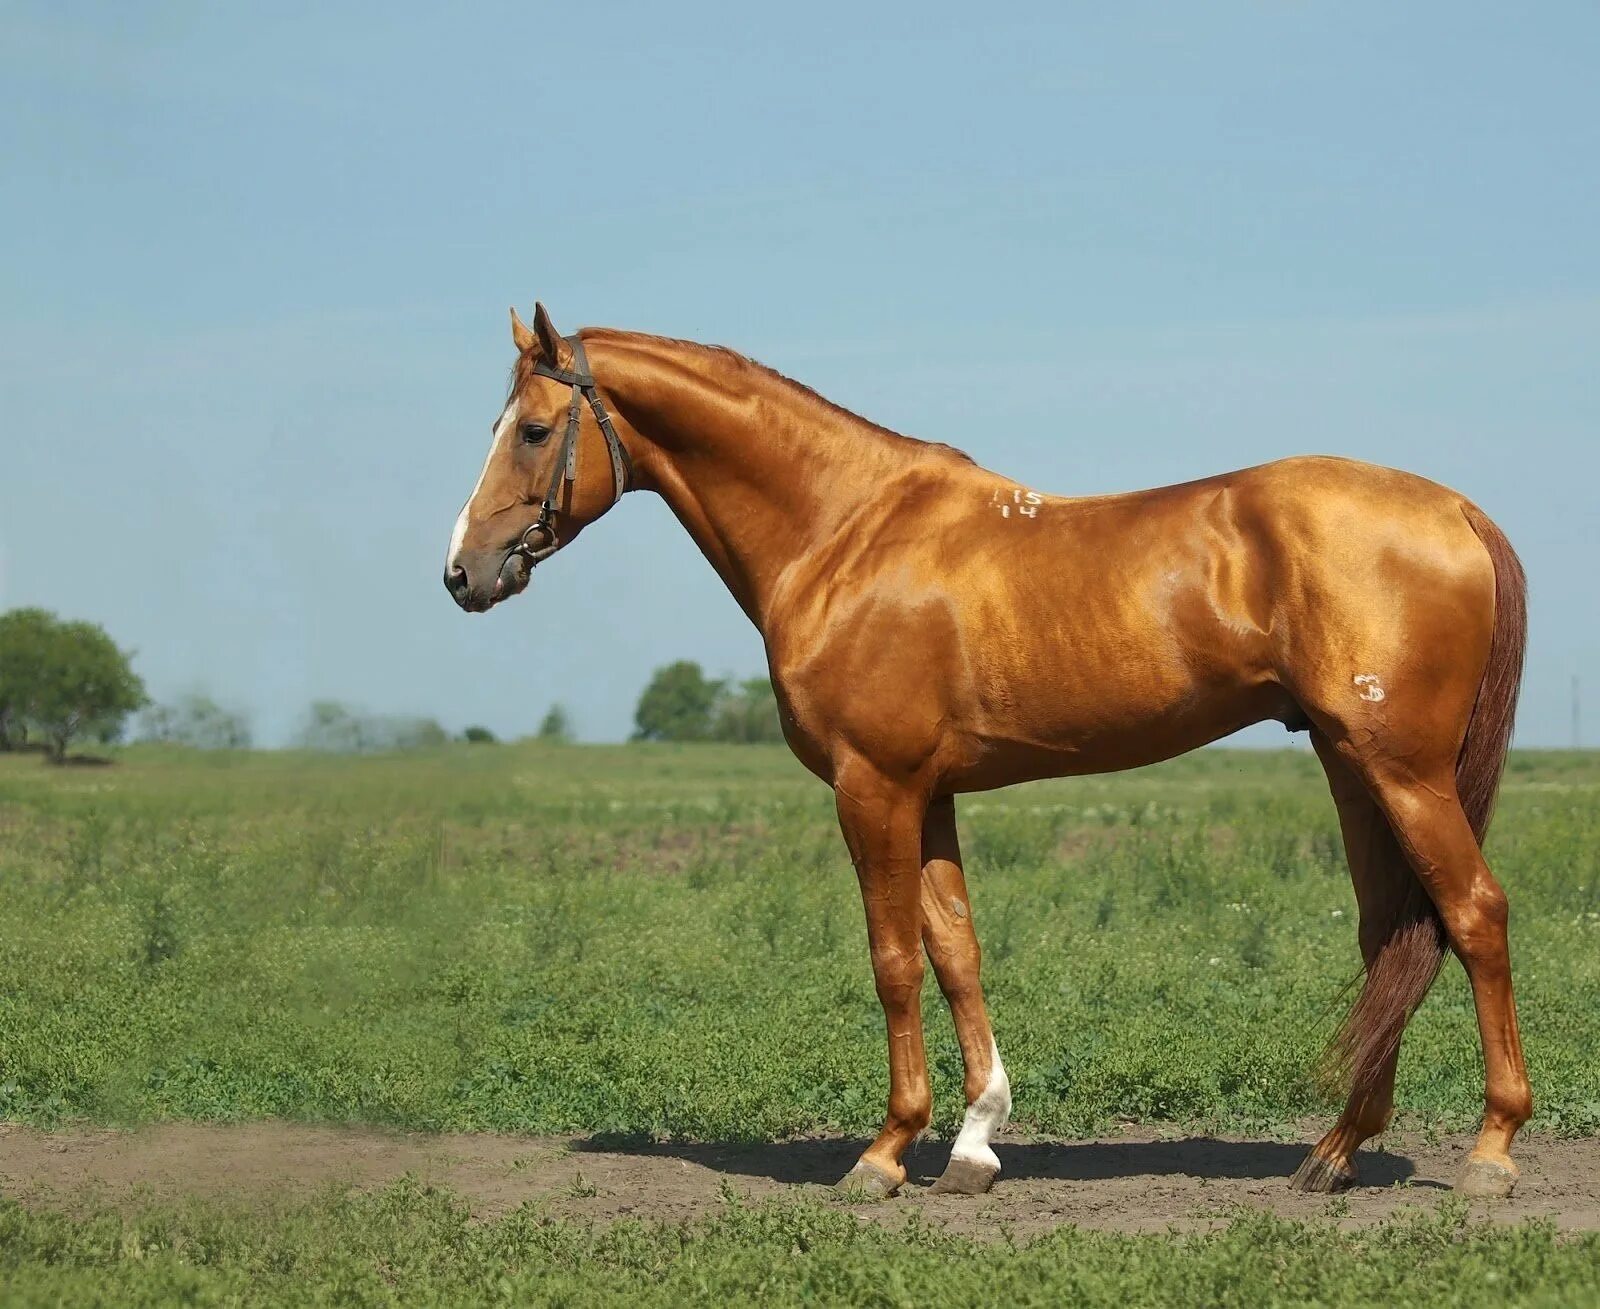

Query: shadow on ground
[[12, 1122, 1591, 1235], [572, 1134, 1426, 1189]]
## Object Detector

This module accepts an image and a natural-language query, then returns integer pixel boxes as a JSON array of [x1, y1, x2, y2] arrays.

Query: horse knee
[[871, 945, 924, 1009]]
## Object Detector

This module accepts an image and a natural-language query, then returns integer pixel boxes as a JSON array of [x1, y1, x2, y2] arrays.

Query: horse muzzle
[[444, 548, 533, 612]]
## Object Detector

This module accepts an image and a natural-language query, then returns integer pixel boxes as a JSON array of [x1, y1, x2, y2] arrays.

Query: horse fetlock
[[1487, 1080, 1534, 1131], [886, 1095, 932, 1138]]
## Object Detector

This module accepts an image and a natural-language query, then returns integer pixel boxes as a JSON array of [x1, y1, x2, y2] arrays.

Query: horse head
[[444, 303, 629, 611]]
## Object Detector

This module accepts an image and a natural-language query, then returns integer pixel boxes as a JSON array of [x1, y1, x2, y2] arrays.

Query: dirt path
[[3, 1121, 1597, 1237]]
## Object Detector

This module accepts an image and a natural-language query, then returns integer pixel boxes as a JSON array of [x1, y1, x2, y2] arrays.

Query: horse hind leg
[[1357, 764, 1531, 1196], [1294, 707, 1531, 1197], [1292, 732, 1444, 1192]]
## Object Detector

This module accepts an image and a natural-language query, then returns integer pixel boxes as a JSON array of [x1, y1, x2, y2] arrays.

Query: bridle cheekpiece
[[512, 333, 632, 565]]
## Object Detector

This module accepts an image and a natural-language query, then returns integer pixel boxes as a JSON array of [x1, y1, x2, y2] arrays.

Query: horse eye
[[520, 422, 550, 446]]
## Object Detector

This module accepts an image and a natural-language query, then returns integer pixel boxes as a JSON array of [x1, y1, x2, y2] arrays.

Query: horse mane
[[518, 327, 974, 466]]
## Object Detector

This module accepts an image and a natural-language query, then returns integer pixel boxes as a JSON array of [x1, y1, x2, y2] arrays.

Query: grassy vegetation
[[3, 743, 1599, 1303], [3, 743, 1598, 1139], [4, 1184, 1599, 1308]]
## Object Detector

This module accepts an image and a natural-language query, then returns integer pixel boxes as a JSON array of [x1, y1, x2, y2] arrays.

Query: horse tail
[[1455, 504, 1527, 843], [1328, 502, 1526, 1102]]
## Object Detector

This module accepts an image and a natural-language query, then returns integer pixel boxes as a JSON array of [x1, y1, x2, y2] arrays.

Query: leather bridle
[[511, 334, 632, 565]]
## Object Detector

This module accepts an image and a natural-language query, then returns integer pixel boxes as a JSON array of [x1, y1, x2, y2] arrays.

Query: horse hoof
[[929, 1157, 999, 1195], [1457, 1156, 1518, 1199], [1289, 1152, 1357, 1193], [836, 1160, 901, 1200]]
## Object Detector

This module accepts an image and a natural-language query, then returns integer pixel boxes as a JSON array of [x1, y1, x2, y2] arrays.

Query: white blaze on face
[[949, 1037, 1011, 1173], [448, 399, 519, 570]]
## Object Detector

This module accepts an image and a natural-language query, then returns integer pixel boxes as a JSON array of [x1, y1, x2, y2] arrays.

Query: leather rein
[[512, 334, 632, 566]]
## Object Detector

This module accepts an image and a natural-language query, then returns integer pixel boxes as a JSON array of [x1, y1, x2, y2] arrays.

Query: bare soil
[[3, 1121, 1597, 1238]]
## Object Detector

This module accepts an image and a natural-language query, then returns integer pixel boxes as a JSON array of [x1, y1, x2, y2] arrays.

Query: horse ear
[[510, 307, 536, 353], [532, 302, 569, 364]]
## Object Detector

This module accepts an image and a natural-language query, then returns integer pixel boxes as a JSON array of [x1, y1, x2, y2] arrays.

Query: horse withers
[[444, 304, 1529, 1201]]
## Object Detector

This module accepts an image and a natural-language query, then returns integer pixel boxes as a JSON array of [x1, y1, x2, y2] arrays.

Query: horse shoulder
[[763, 461, 988, 778]]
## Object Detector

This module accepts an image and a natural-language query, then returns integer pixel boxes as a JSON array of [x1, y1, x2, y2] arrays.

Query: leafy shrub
[[0, 607, 145, 760]]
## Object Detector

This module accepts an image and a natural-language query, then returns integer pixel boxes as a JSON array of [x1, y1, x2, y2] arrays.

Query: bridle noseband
[[511, 334, 632, 565]]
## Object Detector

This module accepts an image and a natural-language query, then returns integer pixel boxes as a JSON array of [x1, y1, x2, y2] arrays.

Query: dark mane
[[530, 328, 975, 465]]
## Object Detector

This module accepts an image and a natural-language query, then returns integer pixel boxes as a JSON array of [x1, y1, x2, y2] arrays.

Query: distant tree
[[139, 692, 253, 749], [710, 677, 785, 744], [632, 661, 725, 741], [391, 717, 448, 750], [537, 704, 572, 743], [139, 702, 177, 743], [0, 607, 56, 749], [296, 701, 448, 753], [297, 700, 366, 752], [4, 614, 146, 762], [461, 725, 498, 744]]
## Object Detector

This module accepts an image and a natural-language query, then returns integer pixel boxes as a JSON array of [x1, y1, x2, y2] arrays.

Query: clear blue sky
[[2, 3, 1596, 745]]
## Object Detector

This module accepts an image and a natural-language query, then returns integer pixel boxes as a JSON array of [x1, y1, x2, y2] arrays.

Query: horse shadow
[[571, 1133, 1431, 1189]]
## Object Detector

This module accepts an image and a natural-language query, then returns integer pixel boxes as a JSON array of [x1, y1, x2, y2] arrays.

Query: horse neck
[[585, 331, 918, 627]]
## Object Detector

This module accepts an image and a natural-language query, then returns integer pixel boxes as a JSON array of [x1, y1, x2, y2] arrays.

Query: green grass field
[[4, 1185, 1599, 1308], [3, 743, 1599, 1304]]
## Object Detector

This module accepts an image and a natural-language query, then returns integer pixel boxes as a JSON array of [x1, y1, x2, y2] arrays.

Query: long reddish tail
[[1456, 504, 1528, 842], [1329, 504, 1527, 1101]]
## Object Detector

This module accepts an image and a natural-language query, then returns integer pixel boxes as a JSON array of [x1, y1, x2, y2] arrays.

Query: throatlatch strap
[[569, 337, 631, 504]]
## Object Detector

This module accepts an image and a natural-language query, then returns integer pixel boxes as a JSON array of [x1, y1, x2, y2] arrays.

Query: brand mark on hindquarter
[[1353, 674, 1386, 703]]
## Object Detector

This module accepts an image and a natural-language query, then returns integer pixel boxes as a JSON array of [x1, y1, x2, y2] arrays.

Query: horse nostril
[[445, 565, 468, 596]]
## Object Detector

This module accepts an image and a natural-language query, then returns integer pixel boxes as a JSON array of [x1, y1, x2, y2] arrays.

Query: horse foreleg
[[833, 764, 933, 1198], [918, 796, 1011, 1194]]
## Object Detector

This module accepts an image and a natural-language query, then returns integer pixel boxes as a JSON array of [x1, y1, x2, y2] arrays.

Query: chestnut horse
[[445, 305, 1529, 1200]]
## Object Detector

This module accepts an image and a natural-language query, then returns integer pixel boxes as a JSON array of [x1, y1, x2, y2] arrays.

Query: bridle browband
[[512, 334, 632, 565]]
